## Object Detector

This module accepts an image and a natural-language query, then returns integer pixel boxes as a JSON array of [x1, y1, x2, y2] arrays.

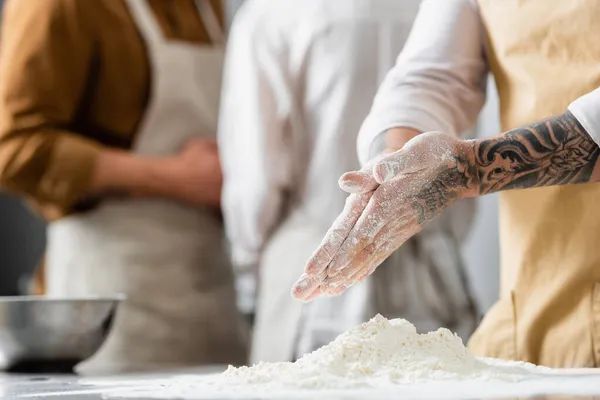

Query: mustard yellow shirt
[[0, 0, 223, 220]]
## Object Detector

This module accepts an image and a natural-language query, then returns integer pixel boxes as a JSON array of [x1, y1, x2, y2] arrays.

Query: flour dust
[[102, 314, 553, 399], [217, 314, 545, 389]]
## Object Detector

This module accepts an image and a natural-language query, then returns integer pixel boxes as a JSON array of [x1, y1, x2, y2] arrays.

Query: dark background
[[0, 194, 45, 295], [0, 0, 46, 296]]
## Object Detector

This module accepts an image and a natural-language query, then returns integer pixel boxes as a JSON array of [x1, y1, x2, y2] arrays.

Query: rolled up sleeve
[[0, 0, 103, 220], [357, 0, 489, 164], [568, 87, 600, 146]]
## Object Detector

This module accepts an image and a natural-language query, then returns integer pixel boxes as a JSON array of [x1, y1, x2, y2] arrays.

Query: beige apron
[[46, 0, 247, 374], [469, 0, 600, 367]]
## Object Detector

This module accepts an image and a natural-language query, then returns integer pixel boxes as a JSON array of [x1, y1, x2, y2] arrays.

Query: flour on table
[[103, 315, 551, 398], [216, 314, 544, 389]]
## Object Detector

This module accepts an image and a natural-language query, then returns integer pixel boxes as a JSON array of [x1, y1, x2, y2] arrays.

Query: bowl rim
[[0, 295, 126, 302]]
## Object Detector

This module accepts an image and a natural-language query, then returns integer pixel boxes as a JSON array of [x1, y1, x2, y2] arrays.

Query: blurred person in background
[[219, 0, 478, 363], [0, 0, 247, 373], [294, 0, 600, 368]]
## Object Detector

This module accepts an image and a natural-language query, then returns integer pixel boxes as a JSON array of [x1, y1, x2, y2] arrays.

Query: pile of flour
[[103, 315, 551, 399], [213, 314, 544, 390]]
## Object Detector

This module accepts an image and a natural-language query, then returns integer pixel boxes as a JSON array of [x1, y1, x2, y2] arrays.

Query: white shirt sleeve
[[568, 87, 600, 146], [218, 8, 293, 270], [357, 0, 489, 164]]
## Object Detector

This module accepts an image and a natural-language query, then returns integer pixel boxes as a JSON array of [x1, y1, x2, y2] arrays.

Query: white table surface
[[2, 368, 600, 400]]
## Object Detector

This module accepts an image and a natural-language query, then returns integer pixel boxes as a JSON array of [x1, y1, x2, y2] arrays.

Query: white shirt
[[570, 89, 600, 145], [358, 0, 600, 164], [219, 0, 421, 280]]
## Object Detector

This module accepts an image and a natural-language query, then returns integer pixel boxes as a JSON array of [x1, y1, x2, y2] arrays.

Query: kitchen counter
[[0, 367, 225, 400], [2, 369, 600, 400]]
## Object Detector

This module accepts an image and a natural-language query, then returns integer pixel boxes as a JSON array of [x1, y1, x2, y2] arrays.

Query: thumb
[[338, 154, 388, 193], [373, 150, 408, 184], [338, 171, 378, 193]]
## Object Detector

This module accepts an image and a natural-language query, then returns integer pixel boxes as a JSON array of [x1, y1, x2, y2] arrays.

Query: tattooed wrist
[[469, 111, 599, 196], [411, 139, 478, 225], [410, 111, 599, 225]]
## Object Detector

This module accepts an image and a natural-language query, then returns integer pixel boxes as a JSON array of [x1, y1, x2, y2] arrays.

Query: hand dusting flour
[[104, 315, 551, 399]]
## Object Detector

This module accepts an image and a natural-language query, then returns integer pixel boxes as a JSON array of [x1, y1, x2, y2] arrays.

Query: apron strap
[[125, 0, 226, 46], [124, 0, 165, 45], [195, 0, 227, 46]]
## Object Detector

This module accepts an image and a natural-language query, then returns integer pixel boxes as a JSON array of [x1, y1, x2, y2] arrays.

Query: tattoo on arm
[[471, 111, 599, 195], [409, 111, 599, 226], [412, 165, 472, 224]]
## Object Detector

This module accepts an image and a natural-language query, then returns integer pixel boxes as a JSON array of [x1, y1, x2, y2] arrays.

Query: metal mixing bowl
[[0, 296, 123, 372]]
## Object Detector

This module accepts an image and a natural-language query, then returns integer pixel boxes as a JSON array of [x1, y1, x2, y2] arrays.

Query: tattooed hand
[[292, 132, 476, 300], [291, 111, 600, 301]]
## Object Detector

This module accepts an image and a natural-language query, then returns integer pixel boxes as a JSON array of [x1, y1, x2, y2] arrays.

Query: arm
[[0, 0, 220, 220], [389, 111, 599, 231], [90, 143, 223, 208], [218, 7, 292, 270], [469, 111, 599, 196], [358, 0, 488, 162], [291, 0, 487, 295], [0, 0, 103, 219], [371, 110, 600, 232], [293, 100, 600, 300]]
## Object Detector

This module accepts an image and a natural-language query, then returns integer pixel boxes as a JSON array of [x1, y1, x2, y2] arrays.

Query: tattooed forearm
[[471, 111, 599, 195], [408, 111, 599, 226]]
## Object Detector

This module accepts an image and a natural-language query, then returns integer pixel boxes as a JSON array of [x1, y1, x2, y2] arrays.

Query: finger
[[344, 217, 420, 281], [321, 281, 349, 296], [302, 285, 327, 302], [328, 235, 402, 294], [372, 149, 430, 184], [323, 258, 377, 296], [373, 150, 407, 183], [328, 284, 349, 296], [325, 188, 396, 275], [291, 274, 313, 300], [326, 218, 410, 286], [304, 192, 372, 276], [338, 154, 386, 193], [357, 269, 372, 282], [291, 270, 327, 301], [321, 244, 389, 295], [321, 272, 364, 298], [328, 242, 379, 284], [356, 245, 394, 282], [296, 268, 332, 302], [327, 209, 421, 287], [338, 171, 378, 194]]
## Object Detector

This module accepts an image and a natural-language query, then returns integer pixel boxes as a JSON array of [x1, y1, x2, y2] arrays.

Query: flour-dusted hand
[[292, 132, 478, 301], [291, 157, 383, 301], [292, 110, 600, 301]]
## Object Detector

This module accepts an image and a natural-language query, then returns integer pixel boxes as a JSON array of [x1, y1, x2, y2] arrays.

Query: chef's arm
[[381, 128, 421, 153], [372, 95, 600, 211], [218, 8, 292, 270], [461, 91, 600, 196], [358, 0, 487, 162], [294, 107, 599, 301]]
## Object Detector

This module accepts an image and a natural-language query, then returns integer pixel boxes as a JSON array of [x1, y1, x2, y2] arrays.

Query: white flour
[[101, 315, 555, 399], [215, 314, 544, 390]]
